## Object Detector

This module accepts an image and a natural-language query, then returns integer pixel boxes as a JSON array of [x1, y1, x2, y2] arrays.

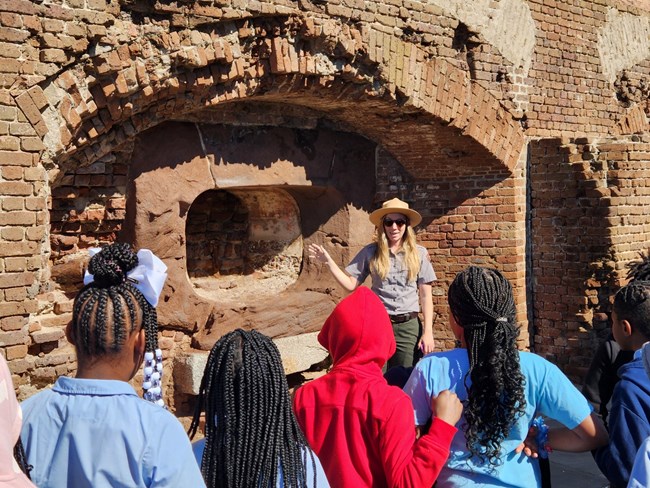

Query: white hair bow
[[83, 248, 168, 307]]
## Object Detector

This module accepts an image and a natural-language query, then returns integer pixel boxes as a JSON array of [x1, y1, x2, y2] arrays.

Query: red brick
[[5, 344, 27, 360], [0, 328, 27, 346], [0, 315, 26, 331], [31, 327, 65, 344]]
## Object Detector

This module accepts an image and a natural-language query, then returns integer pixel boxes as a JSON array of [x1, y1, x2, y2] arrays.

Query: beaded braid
[[13, 438, 32, 479], [448, 266, 526, 465], [73, 243, 164, 405], [613, 280, 650, 339], [188, 329, 317, 488], [627, 249, 650, 282]]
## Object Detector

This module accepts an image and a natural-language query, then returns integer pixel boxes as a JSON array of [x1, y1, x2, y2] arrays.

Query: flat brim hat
[[369, 198, 422, 227]]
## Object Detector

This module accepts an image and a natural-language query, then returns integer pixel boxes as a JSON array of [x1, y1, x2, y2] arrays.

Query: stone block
[[274, 332, 328, 375], [173, 332, 327, 395], [173, 350, 207, 395], [31, 326, 65, 344]]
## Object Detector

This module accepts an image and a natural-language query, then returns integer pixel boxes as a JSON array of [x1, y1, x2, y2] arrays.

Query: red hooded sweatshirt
[[293, 287, 456, 488]]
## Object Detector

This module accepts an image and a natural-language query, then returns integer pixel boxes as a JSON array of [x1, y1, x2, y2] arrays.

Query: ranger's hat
[[369, 198, 422, 227]]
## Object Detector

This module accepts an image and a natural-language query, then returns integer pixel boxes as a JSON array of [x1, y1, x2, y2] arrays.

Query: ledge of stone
[[173, 331, 328, 395]]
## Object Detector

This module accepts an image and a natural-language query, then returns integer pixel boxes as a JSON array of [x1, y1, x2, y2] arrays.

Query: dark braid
[[613, 280, 650, 339], [188, 329, 317, 488], [73, 243, 161, 402], [13, 438, 32, 479], [448, 266, 526, 465], [627, 249, 650, 282]]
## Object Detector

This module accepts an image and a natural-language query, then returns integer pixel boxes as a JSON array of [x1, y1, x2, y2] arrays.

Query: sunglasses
[[383, 218, 407, 228]]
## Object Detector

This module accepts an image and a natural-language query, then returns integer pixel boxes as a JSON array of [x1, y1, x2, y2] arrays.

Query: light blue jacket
[[20, 377, 206, 488]]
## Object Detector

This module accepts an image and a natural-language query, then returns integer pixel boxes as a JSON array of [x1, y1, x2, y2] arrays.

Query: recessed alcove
[[186, 187, 302, 304]]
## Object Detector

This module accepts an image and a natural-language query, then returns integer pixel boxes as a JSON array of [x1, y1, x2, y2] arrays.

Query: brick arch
[[15, 17, 525, 176]]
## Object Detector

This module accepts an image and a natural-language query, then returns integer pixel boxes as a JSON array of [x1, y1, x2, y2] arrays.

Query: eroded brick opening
[[187, 190, 249, 278], [187, 188, 303, 303]]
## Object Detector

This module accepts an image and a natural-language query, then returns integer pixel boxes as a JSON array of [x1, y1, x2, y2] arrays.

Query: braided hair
[[613, 280, 650, 339], [13, 438, 32, 479], [447, 266, 526, 465], [626, 249, 650, 282], [73, 243, 162, 403], [188, 329, 317, 488]]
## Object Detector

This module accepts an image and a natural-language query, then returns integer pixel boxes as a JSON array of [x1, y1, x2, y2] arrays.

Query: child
[[188, 329, 328, 487], [627, 342, 650, 488], [293, 286, 463, 487], [582, 250, 650, 424], [20, 243, 205, 487], [594, 279, 650, 487], [0, 354, 35, 487], [405, 265, 608, 487]]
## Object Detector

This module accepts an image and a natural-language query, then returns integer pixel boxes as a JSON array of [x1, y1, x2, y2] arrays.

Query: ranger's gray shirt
[[345, 243, 436, 314]]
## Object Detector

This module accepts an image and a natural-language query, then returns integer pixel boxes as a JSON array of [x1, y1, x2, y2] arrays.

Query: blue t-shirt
[[20, 377, 205, 488], [404, 349, 592, 488], [192, 438, 330, 487]]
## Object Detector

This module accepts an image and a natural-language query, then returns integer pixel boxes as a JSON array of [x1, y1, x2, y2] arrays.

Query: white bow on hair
[[83, 248, 168, 307]]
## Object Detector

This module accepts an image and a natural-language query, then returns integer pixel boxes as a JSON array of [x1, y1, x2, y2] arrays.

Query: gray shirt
[[345, 243, 436, 314]]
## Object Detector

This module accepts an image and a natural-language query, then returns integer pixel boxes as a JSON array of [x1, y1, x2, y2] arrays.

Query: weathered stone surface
[[274, 332, 328, 375], [125, 121, 374, 335], [174, 331, 328, 395]]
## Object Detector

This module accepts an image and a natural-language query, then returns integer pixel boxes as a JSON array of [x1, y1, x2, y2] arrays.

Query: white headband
[[83, 248, 168, 307]]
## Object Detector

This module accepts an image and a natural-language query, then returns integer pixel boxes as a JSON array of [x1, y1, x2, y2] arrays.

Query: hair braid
[[448, 266, 526, 465], [73, 243, 163, 404], [13, 438, 32, 479], [189, 329, 316, 488], [94, 291, 109, 353]]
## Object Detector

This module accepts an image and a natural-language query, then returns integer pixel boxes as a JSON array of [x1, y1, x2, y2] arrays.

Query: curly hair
[[626, 249, 650, 282], [188, 329, 317, 488], [448, 266, 526, 465]]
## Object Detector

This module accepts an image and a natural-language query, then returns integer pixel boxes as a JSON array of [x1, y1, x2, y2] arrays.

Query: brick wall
[[530, 137, 650, 379], [2, 0, 650, 402]]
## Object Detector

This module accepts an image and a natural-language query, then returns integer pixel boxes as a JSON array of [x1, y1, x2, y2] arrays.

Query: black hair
[[626, 249, 650, 282], [447, 266, 526, 465], [613, 280, 650, 339], [72, 243, 159, 363], [188, 329, 316, 488], [14, 438, 32, 479]]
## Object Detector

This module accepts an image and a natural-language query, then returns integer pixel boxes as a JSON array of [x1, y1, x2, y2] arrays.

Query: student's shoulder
[[413, 349, 466, 375], [20, 387, 54, 414], [420, 348, 465, 364], [519, 351, 573, 385], [126, 397, 186, 428]]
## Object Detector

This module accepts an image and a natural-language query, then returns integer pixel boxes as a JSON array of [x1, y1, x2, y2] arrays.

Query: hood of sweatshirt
[[318, 286, 396, 370], [619, 354, 650, 396]]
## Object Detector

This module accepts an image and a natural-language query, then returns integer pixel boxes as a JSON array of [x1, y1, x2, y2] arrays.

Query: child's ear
[[622, 319, 634, 337], [65, 321, 76, 345], [134, 329, 146, 361]]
